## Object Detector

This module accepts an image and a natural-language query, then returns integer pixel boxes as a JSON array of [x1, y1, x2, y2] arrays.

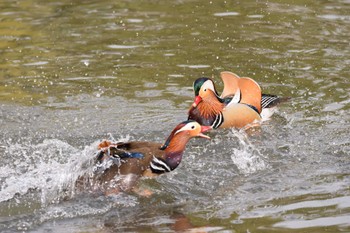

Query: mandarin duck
[[188, 71, 288, 129], [90, 120, 211, 195]]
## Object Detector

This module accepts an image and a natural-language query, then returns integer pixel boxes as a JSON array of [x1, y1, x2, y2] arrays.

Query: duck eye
[[191, 125, 195, 129], [204, 88, 207, 92]]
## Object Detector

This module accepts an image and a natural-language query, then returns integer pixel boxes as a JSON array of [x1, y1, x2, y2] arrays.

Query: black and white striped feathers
[[211, 112, 224, 129], [150, 156, 173, 174], [261, 94, 281, 109]]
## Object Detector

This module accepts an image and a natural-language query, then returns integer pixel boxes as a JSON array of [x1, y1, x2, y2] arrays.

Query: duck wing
[[221, 71, 262, 113], [220, 71, 240, 98]]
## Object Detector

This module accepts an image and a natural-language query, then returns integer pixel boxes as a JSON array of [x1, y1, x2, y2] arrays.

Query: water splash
[[229, 130, 267, 174], [0, 139, 97, 204], [0, 135, 143, 232], [0, 132, 138, 205]]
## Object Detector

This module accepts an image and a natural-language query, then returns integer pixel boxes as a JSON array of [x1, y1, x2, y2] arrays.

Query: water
[[0, 0, 349, 232]]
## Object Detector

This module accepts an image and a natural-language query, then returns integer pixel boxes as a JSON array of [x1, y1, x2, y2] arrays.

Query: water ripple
[[214, 12, 240, 17]]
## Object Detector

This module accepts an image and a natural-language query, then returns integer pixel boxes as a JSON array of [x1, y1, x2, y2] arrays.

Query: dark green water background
[[0, 0, 349, 232]]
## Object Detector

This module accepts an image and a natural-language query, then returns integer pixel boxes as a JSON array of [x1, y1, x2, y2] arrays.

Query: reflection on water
[[0, 0, 350, 232]]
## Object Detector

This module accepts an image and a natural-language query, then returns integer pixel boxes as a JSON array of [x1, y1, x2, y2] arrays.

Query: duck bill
[[198, 125, 211, 139], [192, 96, 202, 108]]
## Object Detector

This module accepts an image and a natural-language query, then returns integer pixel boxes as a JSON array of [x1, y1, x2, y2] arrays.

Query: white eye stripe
[[201, 80, 215, 92], [174, 123, 198, 135]]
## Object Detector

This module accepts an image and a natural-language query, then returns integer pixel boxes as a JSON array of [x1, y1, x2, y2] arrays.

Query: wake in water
[[0, 138, 96, 204], [0, 127, 268, 209], [0, 134, 134, 205], [0, 135, 145, 231]]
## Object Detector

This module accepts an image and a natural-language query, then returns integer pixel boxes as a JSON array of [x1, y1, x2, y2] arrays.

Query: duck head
[[147, 121, 211, 174], [192, 77, 219, 108], [160, 120, 211, 151]]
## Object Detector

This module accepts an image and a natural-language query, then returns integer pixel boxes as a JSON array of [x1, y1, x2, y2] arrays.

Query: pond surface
[[0, 0, 349, 232]]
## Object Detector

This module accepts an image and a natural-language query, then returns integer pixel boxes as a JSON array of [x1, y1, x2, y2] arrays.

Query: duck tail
[[261, 94, 290, 109]]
